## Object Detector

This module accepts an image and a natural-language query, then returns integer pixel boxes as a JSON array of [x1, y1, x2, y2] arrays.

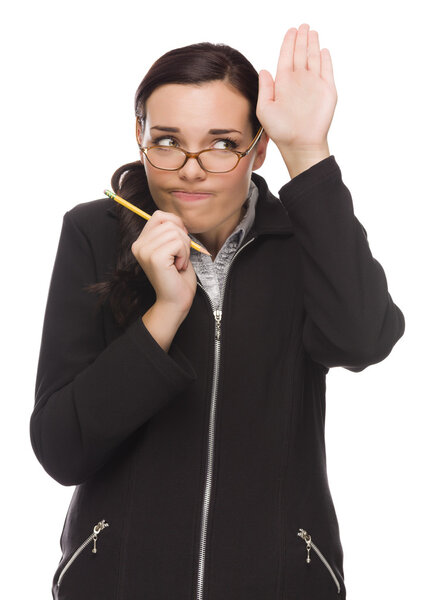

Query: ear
[[251, 131, 270, 171]]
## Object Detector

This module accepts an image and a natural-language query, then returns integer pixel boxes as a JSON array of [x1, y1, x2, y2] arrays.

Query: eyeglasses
[[136, 117, 264, 173]]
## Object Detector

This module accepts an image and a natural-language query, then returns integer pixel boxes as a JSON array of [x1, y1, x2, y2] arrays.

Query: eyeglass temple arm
[[235, 126, 264, 157]]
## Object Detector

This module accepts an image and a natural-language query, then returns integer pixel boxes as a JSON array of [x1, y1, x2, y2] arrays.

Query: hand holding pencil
[[104, 189, 210, 256], [104, 189, 200, 315]]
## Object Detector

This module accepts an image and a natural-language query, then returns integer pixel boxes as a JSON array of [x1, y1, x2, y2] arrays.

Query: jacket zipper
[[194, 236, 256, 600], [297, 528, 341, 594], [57, 519, 109, 587]]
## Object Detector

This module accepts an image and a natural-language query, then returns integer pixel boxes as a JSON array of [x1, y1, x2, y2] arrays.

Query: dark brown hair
[[85, 41, 261, 330]]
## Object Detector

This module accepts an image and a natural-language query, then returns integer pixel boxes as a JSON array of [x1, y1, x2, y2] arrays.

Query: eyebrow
[[150, 126, 242, 135]]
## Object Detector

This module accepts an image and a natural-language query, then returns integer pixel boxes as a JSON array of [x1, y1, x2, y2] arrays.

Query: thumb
[[258, 70, 274, 105]]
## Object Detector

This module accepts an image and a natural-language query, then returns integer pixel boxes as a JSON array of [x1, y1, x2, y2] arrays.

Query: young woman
[[30, 24, 405, 600]]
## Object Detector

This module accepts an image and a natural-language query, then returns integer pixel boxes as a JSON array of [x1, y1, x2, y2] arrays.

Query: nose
[[178, 155, 207, 177]]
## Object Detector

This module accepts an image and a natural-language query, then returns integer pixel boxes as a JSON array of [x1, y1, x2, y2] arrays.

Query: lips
[[172, 190, 213, 194], [171, 191, 212, 202]]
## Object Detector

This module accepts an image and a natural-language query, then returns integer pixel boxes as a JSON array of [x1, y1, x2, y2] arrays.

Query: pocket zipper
[[57, 519, 109, 588], [297, 528, 341, 594]]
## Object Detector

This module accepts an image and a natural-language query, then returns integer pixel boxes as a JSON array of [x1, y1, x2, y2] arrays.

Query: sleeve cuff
[[278, 155, 341, 207], [127, 317, 197, 390]]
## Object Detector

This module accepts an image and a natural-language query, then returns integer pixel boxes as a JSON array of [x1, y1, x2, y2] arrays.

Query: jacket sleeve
[[30, 209, 197, 487], [278, 155, 405, 372]]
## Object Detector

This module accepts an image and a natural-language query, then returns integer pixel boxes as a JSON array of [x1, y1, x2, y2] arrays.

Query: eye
[[150, 135, 239, 150], [213, 137, 239, 150], [152, 136, 177, 147], [213, 139, 231, 150]]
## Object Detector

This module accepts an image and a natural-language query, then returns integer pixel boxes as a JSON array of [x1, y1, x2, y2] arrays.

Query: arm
[[30, 210, 196, 486], [278, 155, 405, 371]]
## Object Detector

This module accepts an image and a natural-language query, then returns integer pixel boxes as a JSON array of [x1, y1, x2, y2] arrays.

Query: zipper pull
[[213, 310, 222, 340], [91, 520, 109, 553], [92, 532, 98, 553], [297, 528, 312, 563]]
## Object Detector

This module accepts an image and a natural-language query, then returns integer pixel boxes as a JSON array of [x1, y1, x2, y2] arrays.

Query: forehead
[[144, 81, 250, 130]]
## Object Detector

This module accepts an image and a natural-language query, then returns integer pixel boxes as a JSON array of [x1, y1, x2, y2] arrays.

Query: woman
[[30, 24, 405, 600]]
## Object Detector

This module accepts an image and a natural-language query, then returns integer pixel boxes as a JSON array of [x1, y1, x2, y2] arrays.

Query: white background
[[1, 1, 418, 598]]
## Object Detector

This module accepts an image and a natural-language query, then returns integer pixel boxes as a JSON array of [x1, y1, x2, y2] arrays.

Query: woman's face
[[136, 80, 269, 253]]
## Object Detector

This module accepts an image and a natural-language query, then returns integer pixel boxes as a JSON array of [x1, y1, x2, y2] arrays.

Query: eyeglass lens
[[146, 147, 238, 173]]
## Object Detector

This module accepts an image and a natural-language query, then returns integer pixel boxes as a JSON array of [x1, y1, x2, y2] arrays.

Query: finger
[[157, 223, 192, 254], [276, 27, 297, 74], [138, 230, 179, 260], [137, 220, 184, 249], [148, 209, 189, 234], [307, 29, 321, 74], [257, 69, 274, 108], [151, 236, 186, 269], [293, 23, 310, 71], [151, 220, 188, 238], [321, 48, 335, 88], [168, 239, 190, 271], [147, 228, 190, 257]]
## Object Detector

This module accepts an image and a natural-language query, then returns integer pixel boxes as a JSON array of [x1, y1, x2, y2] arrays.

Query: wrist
[[277, 143, 331, 179], [141, 301, 189, 353], [153, 300, 190, 325]]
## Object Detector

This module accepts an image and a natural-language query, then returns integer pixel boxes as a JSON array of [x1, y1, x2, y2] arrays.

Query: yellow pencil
[[103, 189, 211, 256]]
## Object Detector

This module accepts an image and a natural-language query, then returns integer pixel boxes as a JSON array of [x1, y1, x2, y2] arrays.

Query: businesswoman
[[30, 24, 405, 600]]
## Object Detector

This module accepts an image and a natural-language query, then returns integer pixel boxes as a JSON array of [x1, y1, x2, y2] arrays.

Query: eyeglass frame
[[135, 117, 264, 173]]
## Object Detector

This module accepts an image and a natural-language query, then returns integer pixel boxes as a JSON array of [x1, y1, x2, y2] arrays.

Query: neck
[[194, 203, 247, 260]]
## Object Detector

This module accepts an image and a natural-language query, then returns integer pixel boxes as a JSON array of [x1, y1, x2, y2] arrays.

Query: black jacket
[[30, 155, 405, 600]]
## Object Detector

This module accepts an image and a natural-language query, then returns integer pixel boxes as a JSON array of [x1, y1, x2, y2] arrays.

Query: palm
[[257, 24, 337, 149]]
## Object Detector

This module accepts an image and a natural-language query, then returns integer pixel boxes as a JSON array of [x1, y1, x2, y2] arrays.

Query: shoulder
[[62, 198, 119, 275], [65, 197, 117, 239], [67, 197, 115, 223]]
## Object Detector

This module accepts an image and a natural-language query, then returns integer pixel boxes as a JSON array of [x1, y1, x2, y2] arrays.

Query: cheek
[[238, 155, 254, 176], [220, 169, 246, 193], [223, 166, 251, 200], [144, 169, 170, 197]]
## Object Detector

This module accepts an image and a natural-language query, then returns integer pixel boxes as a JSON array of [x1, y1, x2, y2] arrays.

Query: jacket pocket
[[56, 519, 109, 589], [297, 528, 341, 595]]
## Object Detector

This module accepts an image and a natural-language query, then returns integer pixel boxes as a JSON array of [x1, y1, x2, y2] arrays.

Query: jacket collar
[[249, 171, 293, 237], [106, 171, 293, 238]]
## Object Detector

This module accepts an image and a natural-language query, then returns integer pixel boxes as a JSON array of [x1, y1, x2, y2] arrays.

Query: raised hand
[[256, 23, 337, 159]]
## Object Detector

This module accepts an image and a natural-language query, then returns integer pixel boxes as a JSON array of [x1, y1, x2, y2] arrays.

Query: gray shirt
[[188, 178, 259, 310]]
